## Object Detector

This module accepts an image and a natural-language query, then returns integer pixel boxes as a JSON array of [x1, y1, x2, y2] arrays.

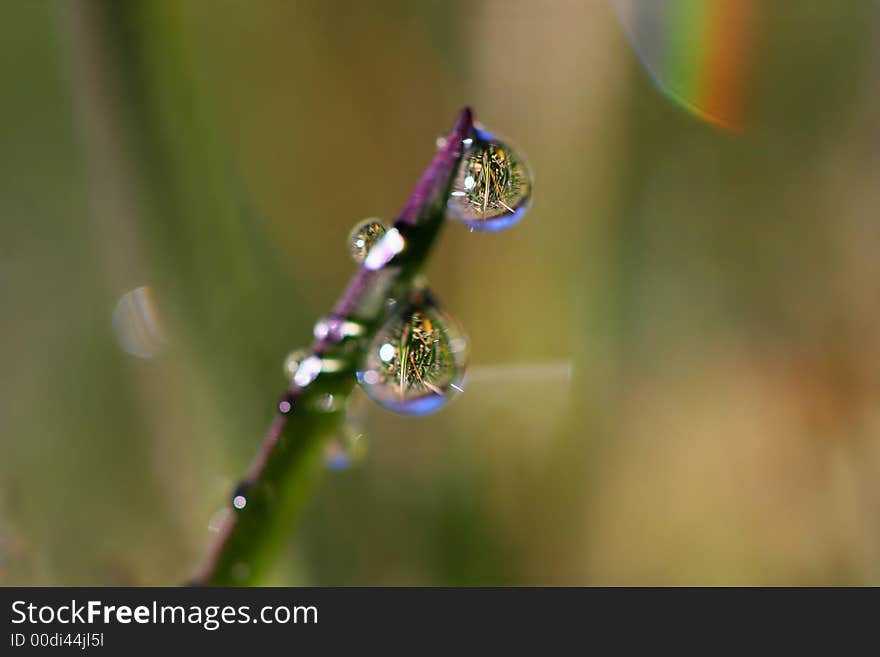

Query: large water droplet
[[348, 218, 388, 265], [448, 127, 532, 232], [357, 293, 468, 415]]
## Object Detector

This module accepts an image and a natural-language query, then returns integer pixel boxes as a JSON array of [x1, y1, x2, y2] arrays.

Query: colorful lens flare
[[615, 0, 757, 131]]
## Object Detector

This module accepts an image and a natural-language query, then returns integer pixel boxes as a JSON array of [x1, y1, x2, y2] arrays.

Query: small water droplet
[[283, 348, 309, 381], [314, 315, 364, 342], [348, 218, 388, 265], [313, 319, 331, 341], [313, 393, 342, 413], [357, 291, 468, 415], [294, 355, 323, 387], [231, 481, 252, 510], [363, 227, 405, 270], [448, 126, 532, 232]]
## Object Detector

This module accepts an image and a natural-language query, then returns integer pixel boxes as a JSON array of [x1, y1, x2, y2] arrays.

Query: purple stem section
[[323, 106, 473, 333], [194, 108, 474, 584]]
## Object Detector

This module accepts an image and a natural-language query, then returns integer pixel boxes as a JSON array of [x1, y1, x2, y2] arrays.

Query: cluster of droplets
[[278, 124, 530, 433], [447, 126, 532, 232]]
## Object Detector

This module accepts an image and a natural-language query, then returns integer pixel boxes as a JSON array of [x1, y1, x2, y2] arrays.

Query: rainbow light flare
[[615, 0, 757, 131]]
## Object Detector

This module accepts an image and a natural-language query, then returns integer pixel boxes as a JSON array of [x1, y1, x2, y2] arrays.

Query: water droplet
[[313, 315, 364, 342], [283, 348, 309, 381], [447, 126, 532, 232], [293, 355, 323, 387], [363, 227, 405, 270], [357, 292, 468, 415], [348, 218, 388, 265], [312, 393, 343, 413], [231, 481, 252, 510], [112, 286, 168, 359]]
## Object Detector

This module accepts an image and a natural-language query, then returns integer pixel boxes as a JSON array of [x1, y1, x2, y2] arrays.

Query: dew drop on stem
[[314, 315, 364, 342], [447, 126, 532, 232], [231, 481, 253, 511], [357, 290, 468, 415], [348, 218, 388, 265], [283, 348, 309, 381]]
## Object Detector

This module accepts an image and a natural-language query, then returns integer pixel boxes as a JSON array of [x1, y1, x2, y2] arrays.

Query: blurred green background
[[2, 0, 880, 585]]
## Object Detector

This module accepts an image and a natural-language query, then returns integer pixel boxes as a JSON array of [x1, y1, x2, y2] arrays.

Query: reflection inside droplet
[[447, 127, 532, 232], [348, 218, 388, 265], [379, 343, 396, 363], [357, 292, 469, 415], [112, 286, 167, 359]]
